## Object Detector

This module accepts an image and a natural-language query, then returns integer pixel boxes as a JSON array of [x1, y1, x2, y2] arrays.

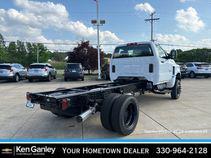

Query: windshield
[[113, 44, 153, 58], [29, 65, 45, 69]]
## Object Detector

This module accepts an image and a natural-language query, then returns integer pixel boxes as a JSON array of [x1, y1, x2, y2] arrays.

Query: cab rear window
[[113, 44, 153, 58]]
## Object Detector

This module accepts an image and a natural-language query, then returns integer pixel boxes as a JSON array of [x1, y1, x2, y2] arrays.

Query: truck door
[[156, 45, 172, 83]]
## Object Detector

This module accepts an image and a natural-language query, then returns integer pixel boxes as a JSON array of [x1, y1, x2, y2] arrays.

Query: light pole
[[36, 46, 39, 63], [92, 0, 105, 79]]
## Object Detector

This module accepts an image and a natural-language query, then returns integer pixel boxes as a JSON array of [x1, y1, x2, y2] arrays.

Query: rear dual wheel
[[100, 93, 139, 135]]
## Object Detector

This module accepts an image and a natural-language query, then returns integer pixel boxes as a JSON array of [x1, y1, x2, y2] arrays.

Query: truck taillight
[[112, 65, 115, 73], [26, 92, 31, 100], [61, 99, 69, 110]]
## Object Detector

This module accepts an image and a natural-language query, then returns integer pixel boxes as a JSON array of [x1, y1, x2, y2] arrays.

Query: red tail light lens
[[61, 99, 69, 110]]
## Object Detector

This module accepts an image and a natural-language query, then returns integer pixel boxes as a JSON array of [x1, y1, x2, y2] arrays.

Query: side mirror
[[170, 49, 177, 59]]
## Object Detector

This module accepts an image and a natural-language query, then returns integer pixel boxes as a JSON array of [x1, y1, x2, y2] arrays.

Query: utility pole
[[145, 12, 160, 41], [91, 0, 105, 80]]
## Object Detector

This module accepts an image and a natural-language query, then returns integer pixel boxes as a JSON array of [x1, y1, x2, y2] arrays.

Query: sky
[[0, 0, 211, 52]]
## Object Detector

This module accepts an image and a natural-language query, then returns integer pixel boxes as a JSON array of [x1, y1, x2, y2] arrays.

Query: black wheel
[[171, 79, 181, 99], [81, 77, 84, 81], [100, 93, 121, 131], [14, 74, 20, 82], [47, 74, 52, 81], [110, 95, 139, 135], [28, 79, 33, 82], [189, 71, 196, 78], [64, 77, 68, 81]]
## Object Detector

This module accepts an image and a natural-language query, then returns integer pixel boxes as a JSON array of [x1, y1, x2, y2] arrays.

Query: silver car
[[186, 62, 211, 78], [0, 63, 27, 82], [27, 63, 57, 82]]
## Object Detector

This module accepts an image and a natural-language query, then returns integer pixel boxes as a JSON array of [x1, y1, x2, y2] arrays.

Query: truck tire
[[189, 71, 196, 78], [100, 93, 121, 131], [171, 79, 181, 99], [111, 95, 139, 135]]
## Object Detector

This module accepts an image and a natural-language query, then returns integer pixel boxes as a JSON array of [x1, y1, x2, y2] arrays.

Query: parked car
[[64, 63, 84, 81], [101, 63, 110, 80], [177, 62, 188, 78], [186, 62, 211, 78], [0, 63, 27, 82], [27, 63, 57, 82]]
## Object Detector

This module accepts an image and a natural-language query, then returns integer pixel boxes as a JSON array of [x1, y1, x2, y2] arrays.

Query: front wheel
[[171, 79, 181, 99]]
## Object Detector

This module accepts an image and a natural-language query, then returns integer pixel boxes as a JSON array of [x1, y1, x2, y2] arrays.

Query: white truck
[[110, 41, 181, 97], [26, 41, 181, 136]]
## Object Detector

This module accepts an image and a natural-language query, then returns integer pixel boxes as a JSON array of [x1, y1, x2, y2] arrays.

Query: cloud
[[156, 34, 211, 51], [179, 0, 187, 3], [175, 7, 205, 32], [155, 34, 188, 43], [0, 0, 123, 52], [196, 39, 211, 48], [134, 2, 155, 14], [179, 0, 196, 3]]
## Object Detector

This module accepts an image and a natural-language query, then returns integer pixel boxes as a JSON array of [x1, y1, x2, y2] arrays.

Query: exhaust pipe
[[76, 107, 96, 123]]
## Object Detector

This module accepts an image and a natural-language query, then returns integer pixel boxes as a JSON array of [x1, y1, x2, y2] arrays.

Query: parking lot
[[0, 78, 211, 139]]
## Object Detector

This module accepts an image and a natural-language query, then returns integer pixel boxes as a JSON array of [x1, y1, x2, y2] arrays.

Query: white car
[[110, 41, 181, 99], [27, 63, 57, 82], [0, 63, 27, 82], [186, 62, 211, 78]]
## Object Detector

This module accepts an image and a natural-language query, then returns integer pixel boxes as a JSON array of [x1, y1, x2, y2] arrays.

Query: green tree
[[0, 33, 7, 62], [7, 42, 17, 63]]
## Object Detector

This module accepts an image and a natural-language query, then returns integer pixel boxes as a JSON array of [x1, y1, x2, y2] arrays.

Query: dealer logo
[[1, 148, 13, 154]]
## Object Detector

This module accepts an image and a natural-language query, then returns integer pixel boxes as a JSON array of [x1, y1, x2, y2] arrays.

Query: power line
[[3, 40, 211, 49]]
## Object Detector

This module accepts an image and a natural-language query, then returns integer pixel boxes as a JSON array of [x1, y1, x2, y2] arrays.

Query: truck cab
[[110, 41, 181, 91]]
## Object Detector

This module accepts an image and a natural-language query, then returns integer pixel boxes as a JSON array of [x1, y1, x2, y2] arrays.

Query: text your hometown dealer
[[16, 146, 56, 154]]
